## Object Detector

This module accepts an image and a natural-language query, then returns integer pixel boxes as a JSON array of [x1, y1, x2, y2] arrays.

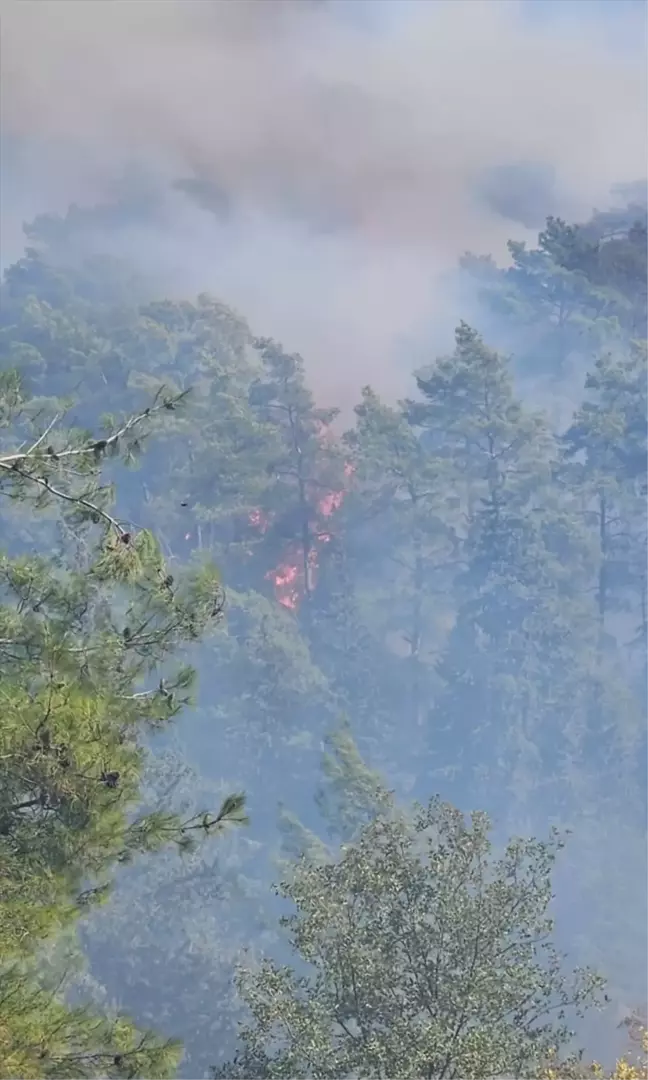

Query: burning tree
[[246, 338, 352, 612]]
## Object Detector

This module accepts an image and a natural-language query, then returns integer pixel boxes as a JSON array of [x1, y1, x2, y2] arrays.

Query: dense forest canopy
[[0, 189, 646, 1079]]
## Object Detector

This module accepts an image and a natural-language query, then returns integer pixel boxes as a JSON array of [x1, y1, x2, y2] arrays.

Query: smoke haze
[[1, 0, 646, 402], [1, 4, 647, 1072]]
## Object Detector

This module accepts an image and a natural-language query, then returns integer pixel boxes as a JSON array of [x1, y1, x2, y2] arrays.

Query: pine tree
[[461, 202, 647, 380], [121, 296, 286, 585], [73, 750, 268, 1080], [406, 324, 624, 815], [248, 338, 345, 614], [335, 386, 458, 759], [0, 372, 246, 1076], [563, 342, 647, 652]]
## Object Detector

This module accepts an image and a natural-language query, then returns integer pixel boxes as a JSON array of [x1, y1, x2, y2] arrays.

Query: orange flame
[[318, 489, 344, 517], [250, 461, 356, 611], [267, 556, 301, 610], [248, 508, 271, 533]]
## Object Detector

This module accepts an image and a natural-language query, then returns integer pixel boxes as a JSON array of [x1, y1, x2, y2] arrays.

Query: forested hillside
[[1, 197, 646, 1078]]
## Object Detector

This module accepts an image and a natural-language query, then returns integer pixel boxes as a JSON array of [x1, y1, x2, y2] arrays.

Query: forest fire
[[269, 554, 301, 610], [249, 464, 354, 611], [265, 544, 321, 610], [248, 508, 270, 533], [318, 490, 344, 516]]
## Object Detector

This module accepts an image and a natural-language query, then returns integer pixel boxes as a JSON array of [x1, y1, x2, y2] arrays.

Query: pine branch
[[0, 388, 190, 537], [0, 388, 187, 468], [0, 464, 127, 537]]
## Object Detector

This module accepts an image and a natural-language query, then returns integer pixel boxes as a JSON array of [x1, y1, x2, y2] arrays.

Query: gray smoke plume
[[1, 0, 646, 403]]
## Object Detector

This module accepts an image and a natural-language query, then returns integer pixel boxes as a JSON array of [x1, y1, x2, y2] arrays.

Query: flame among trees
[[249, 458, 354, 611], [241, 343, 359, 612]]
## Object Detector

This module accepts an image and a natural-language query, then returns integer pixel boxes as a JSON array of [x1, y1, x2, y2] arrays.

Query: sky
[[0, 0, 646, 406]]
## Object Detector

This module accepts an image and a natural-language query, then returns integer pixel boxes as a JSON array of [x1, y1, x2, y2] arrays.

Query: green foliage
[[461, 201, 647, 376], [466, 205, 648, 375], [0, 375, 245, 1074], [314, 721, 393, 844], [0, 195, 645, 1076], [71, 751, 265, 1079], [220, 751, 604, 1079], [0, 964, 181, 1080], [339, 386, 456, 739], [403, 323, 643, 810], [276, 721, 391, 871]]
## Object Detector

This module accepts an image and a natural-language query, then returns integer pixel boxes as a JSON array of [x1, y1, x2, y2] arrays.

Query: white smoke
[[1, 0, 646, 402]]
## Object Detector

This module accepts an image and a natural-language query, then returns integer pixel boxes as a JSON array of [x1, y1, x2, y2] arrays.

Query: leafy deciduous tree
[[220, 762, 603, 1079]]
